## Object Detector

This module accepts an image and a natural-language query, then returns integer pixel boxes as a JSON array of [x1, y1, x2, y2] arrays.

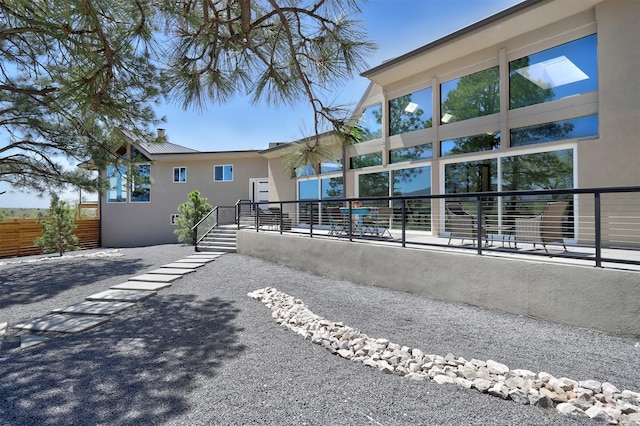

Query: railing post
[[594, 192, 602, 268], [309, 201, 314, 237], [348, 201, 353, 242], [255, 204, 260, 232], [477, 197, 483, 255], [401, 199, 406, 247]]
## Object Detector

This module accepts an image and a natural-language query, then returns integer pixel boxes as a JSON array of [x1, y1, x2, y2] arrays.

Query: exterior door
[[249, 178, 269, 213]]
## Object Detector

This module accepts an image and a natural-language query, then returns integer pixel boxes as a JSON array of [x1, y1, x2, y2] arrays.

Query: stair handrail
[[235, 199, 251, 226], [192, 206, 218, 248]]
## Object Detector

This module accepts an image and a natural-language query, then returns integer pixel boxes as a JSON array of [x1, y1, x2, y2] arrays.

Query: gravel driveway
[[0, 245, 638, 425]]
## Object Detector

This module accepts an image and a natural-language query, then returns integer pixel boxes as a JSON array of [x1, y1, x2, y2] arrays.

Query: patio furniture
[[258, 207, 291, 230], [363, 207, 393, 238], [514, 201, 568, 252], [446, 202, 486, 246], [339, 207, 370, 235], [327, 207, 348, 236]]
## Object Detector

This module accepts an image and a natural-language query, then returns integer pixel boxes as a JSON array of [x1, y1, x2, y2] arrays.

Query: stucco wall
[[101, 155, 267, 247], [237, 230, 640, 338]]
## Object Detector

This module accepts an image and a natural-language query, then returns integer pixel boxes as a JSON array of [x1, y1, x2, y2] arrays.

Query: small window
[[107, 165, 127, 203], [350, 152, 383, 169], [357, 104, 383, 142], [170, 214, 180, 225], [214, 165, 233, 182], [173, 167, 187, 183]]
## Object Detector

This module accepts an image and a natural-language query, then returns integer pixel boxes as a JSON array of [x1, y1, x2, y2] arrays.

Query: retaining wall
[[237, 230, 640, 338]]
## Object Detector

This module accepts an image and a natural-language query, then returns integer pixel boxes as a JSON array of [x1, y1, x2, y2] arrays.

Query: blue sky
[[2, 0, 524, 208]]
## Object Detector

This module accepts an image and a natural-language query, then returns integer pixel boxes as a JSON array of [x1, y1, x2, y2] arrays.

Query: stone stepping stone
[[188, 253, 223, 258], [52, 301, 135, 315], [14, 314, 108, 333], [110, 281, 172, 291], [0, 322, 7, 336], [174, 258, 213, 264], [20, 335, 50, 349], [147, 267, 194, 275], [162, 262, 205, 269], [128, 273, 180, 283], [86, 289, 156, 302]]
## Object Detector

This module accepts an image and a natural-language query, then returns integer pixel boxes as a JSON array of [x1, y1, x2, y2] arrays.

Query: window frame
[[173, 166, 187, 183], [214, 164, 234, 182]]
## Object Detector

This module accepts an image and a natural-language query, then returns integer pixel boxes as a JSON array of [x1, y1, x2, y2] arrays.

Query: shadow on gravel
[[0, 258, 148, 310], [0, 294, 245, 425]]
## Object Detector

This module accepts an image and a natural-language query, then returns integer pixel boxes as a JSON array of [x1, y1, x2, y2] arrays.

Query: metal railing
[[237, 186, 640, 269]]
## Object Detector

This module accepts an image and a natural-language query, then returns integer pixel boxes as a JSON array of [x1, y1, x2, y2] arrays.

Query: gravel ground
[[0, 245, 638, 425]]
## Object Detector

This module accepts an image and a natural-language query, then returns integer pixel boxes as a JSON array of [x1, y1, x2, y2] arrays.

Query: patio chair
[[446, 202, 485, 246], [514, 201, 568, 252], [327, 207, 348, 236], [363, 207, 393, 238]]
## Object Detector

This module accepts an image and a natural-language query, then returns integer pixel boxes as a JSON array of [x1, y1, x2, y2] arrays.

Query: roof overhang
[[361, 0, 602, 87]]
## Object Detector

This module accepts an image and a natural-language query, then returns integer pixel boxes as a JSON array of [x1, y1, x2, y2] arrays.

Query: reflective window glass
[[320, 160, 342, 174], [510, 34, 597, 109], [390, 143, 432, 164], [510, 114, 597, 147], [357, 104, 382, 142], [389, 87, 433, 136], [444, 159, 498, 193], [350, 152, 383, 169], [440, 66, 500, 124], [502, 149, 573, 191], [107, 165, 127, 203], [295, 165, 315, 177], [441, 132, 500, 157], [321, 177, 344, 199], [358, 171, 389, 197], [214, 164, 233, 181], [392, 166, 432, 231], [173, 167, 186, 183], [298, 179, 317, 200], [131, 164, 151, 202]]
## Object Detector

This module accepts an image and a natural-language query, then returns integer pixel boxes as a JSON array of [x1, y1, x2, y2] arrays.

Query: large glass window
[[390, 143, 433, 164], [131, 164, 151, 202], [440, 66, 500, 124], [441, 132, 500, 157], [393, 166, 432, 231], [444, 159, 498, 194], [350, 152, 383, 169], [298, 179, 317, 200], [107, 165, 127, 203], [357, 104, 382, 142], [511, 114, 598, 147], [321, 176, 344, 199], [502, 149, 573, 191], [214, 164, 233, 181], [389, 87, 433, 136], [510, 34, 597, 110], [358, 171, 389, 198]]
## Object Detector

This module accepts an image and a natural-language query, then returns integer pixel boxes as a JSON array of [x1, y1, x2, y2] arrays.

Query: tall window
[[440, 66, 500, 124], [131, 164, 151, 202], [392, 165, 432, 231], [358, 171, 389, 198], [173, 167, 187, 183], [510, 34, 597, 110], [357, 104, 382, 142], [389, 87, 433, 136], [107, 165, 127, 203], [214, 164, 233, 181]]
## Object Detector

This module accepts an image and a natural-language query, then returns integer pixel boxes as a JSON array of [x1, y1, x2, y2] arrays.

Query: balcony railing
[[237, 186, 640, 269]]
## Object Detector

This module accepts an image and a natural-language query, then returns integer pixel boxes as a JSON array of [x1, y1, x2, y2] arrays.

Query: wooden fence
[[0, 217, 100, 258]]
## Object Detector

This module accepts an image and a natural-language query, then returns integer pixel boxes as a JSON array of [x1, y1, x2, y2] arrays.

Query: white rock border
[[0, 249, 123, 266], [248, 287, 640, 425]]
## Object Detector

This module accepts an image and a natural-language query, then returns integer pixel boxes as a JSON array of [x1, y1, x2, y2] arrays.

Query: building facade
[[266, 0, 639, 244], [100, 132, 268, 247]]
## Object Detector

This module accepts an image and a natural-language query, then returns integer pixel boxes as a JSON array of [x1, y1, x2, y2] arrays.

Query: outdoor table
[[339, 207, 370, 235]]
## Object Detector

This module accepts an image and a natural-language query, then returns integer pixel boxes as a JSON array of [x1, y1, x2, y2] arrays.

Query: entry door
[[249, 178, 269, 213]]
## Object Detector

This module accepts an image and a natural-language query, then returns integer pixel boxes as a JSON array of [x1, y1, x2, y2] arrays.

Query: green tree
[[35, 195, 78, 256], [1, 0, 375, 194], [174, 190, 213, 245]]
